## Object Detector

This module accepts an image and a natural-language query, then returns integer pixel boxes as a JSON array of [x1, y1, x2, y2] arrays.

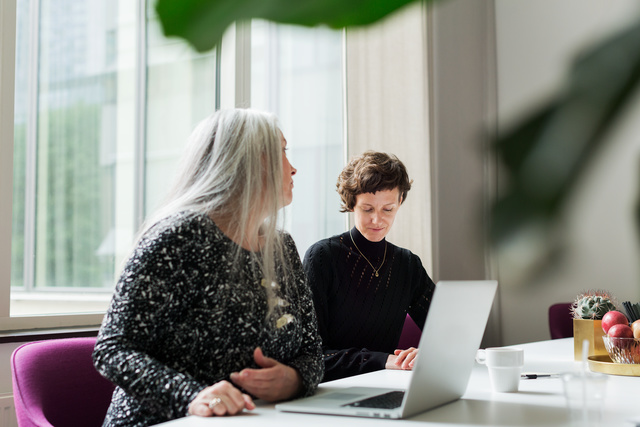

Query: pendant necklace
[[349, 229, 387, 277]]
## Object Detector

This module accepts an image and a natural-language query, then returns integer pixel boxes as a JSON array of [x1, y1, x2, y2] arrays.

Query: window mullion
[[219, 21, 251, 109], [215, 44, 221, 110], [22, 0, 40, 293], [134, 0, 148, 231], [267, 22, 279, 113], [235, 20, 251, 108]]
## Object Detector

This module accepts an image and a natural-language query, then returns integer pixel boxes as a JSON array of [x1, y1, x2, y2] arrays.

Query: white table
[[158, 338, 640, 426]]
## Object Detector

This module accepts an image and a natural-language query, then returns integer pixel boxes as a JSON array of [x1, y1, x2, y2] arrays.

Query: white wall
[[0, 342, 25, 396], [425, 0, 640, 346], [428, 0, 500, 346], [494, 0, 640, 344]]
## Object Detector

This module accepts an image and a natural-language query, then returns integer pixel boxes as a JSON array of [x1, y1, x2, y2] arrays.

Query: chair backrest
[[398, 314, 422, 349], [11, 337, 116, 427], [549, 302, 574, 339]]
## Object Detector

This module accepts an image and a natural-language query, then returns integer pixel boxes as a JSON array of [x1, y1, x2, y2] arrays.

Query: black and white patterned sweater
[[93, 212, 323, 426]]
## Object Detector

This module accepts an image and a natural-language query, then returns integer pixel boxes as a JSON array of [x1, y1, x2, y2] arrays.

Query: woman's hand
[[188, 380, 255, 417], [385, 347, 418, 370], [230, 347, 303, 402]]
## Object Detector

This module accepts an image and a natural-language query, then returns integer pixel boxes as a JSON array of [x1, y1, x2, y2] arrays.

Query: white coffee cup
[[475, 347, 524, 392]]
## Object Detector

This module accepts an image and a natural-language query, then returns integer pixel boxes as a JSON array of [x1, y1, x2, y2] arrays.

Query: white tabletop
[[157, 338, 640, 426]]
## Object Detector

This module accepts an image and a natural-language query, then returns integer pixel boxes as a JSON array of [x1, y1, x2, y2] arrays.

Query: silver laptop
[[276, 280, 498, 419]]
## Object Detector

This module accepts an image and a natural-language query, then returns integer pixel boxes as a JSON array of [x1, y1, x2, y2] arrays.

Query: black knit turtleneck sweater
[[303, 227, 435, 382]]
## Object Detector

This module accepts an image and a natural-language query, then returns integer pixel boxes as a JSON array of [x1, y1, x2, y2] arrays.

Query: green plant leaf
[[492, 18, 640, 256], [155, 0, 424, 52]]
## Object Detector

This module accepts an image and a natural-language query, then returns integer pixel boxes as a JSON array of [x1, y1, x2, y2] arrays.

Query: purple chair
[[11, 337, 116, 427], [549, 302, 574, 339], [398, 314, 422, 349]]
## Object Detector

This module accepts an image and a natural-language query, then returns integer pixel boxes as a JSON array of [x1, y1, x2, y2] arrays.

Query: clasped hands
[[386, 347, 418, 370], [188, 347, 302, 417]]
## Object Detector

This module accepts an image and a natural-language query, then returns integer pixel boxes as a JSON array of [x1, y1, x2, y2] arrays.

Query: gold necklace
[[349, 229, 387, 277]]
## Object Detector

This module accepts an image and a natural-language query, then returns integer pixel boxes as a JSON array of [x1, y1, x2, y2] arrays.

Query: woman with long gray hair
[[93, 109, 323, 426]]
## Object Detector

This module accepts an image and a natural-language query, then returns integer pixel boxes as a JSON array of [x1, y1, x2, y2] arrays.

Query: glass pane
[[145, 4, 217, 214], [11, 0, 135, 315], [11, 0, 219, 317], [12, 0, 30, 291], [251, 21, 345, 255], [34, 0, 130, 293]]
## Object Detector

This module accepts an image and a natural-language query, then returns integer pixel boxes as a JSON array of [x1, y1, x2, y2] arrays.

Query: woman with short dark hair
[[304, 150, 435, 382]]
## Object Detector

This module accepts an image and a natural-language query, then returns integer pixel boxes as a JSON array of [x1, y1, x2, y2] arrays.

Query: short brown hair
[[337, 151, 412, 212]]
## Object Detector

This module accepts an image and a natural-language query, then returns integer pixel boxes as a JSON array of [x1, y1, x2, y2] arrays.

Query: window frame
[[0, 2, 344, 334], [0, 0, 19, 329], [0, 1, 255, 333]]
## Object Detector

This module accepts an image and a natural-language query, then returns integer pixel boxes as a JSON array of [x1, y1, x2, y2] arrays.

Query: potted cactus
[[571, 290, 617, 360]]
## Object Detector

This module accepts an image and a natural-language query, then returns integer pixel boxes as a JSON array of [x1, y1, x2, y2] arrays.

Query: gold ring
[[208, 396, 223, 410]]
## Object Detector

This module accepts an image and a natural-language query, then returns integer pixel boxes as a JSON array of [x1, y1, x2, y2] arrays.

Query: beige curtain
[[344, 2, 432, 272]]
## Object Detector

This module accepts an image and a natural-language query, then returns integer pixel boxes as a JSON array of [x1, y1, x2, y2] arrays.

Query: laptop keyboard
[[343, 391, 405, 409]]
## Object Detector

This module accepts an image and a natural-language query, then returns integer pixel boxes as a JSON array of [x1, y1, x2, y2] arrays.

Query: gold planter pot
[[573, 319, 607, 360]]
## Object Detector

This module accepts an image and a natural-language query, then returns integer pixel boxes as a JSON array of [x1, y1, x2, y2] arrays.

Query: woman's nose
[[291, 165, 297, 176]]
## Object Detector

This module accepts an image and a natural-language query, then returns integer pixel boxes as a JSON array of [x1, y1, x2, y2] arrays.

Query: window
[[250, 20, 345, 252], [11, 0, 137, 319], [1, 0, 344, 331]]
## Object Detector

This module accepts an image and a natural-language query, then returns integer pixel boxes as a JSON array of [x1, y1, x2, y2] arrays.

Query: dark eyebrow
[[360, 202, 397, 208]]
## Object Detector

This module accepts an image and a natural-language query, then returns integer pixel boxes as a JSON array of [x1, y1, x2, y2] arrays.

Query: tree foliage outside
[[40, 104, 113, 288], [13, 103, 114, 290], [11, 123, 26, 289]]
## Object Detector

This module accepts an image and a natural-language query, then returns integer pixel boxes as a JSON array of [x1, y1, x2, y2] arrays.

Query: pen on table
[[521, 373, 559, 379]]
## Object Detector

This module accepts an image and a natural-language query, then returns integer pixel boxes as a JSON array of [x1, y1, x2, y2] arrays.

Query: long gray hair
[[141, 109, 290, 301]]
